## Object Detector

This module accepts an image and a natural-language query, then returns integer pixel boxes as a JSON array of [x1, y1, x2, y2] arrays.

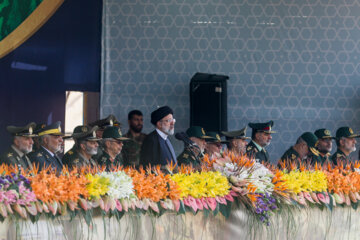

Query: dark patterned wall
[[101, 0, 360, 163]]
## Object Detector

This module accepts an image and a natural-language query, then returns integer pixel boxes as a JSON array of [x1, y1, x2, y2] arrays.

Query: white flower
[[100, 172, 136, 200]]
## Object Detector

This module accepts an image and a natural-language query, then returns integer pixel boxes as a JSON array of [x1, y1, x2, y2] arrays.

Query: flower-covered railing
[[1, 152, 360, 232]]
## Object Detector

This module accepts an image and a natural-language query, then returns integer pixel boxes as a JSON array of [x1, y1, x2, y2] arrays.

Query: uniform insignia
[[16, 157, 20, 161], [74, 159, 79, 163], [324, 130, 330, 136], [183, 154, 189, 158], [29, 127, 33, 134], [291, 154, 296, 160], [58, 126, 62, 132], [337, 153, 343, 158], [110, 119, 114, 126], [93, 131, 96, 137], [216, 134, 220, 140], [350, 128, 354, 134], [118, 129, 122, 135], [201, 128, 205, 135], [82, 126, 88, 132], [102, 157, 107, 163], [37, 153, 42, 157], [68, 150, 73, 155], [7, 153, 13, 157]]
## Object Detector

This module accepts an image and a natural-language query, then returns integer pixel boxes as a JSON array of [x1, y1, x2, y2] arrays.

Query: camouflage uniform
[[97, 151, 123, 171], [121, 131, 147, 167], [62, 147, 99, 169], [177, 148, 202, 168]]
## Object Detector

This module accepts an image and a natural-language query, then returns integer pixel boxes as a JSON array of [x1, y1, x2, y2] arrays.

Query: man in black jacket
[[139, 106, 177, 167]]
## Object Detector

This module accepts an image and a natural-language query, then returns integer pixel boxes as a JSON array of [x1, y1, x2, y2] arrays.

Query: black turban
[[151, 106, 173, 125]]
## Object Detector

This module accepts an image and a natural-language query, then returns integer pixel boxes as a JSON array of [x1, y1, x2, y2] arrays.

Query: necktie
[[165, 138, 177, 164]]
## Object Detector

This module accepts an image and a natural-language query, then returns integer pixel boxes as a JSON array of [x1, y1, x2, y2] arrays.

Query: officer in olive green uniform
[[313, 129, 334, 164], [177, 126, 212, 168], [89, 115, 124, 165], [205, 132, 228, 158], [62, 125, 101, 169], [279, 132, 319, 166], [97, 126, 129, 171], [0, 122, 37, 170], [331, 127, 359, 166], [221, 127, 250, 155], [246, 121, 275, 163]]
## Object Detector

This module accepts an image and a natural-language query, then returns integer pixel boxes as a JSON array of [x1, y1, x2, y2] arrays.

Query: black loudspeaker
[[190, 72, 229, 132]]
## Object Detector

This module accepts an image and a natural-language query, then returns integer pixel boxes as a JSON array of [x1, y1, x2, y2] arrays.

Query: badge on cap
[[201, 128, 205, 135], [93, 131, 96, 137], [29, 127, 33, 135], [216, 134, 220, 140], [350, 128, 354, 134], [110, 119, 114, 126], [82, 126, 88, 132], [58, 126, 61, 132], [118, 129, 122, 135], [324, 130, 330, 136]]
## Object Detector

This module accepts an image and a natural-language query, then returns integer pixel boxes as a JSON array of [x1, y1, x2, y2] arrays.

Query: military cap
[[102, 126, 129, 141], [335, 127, 360, 139], [314, 129, 335, 139], [205, 132, 228, 143], [151, 106, 173, 125], [37, 121, 64, 136], [72, 125, 100, 141], [248, 121, 276, 133], [89, 114, 120, 129], [300, 132, 319, 156], [6, 122, 37, 137], [186, 126, 212, 139], [221, 127, 251, 140], [33, 123, 47, 134]]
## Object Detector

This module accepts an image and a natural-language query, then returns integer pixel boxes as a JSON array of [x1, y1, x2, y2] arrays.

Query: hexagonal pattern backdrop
[[101, 0, 360, 163]]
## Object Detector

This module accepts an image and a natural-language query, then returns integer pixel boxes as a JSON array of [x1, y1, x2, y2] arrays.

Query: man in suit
[[139, 106, 177, 167], [0, 122, 36, 170], [29, 121, 64, 172], [246, 121, 275, 163], [62, 125, 101, 169]]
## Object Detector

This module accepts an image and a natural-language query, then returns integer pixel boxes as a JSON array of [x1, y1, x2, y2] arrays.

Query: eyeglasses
[[161, 118, 176, 124]]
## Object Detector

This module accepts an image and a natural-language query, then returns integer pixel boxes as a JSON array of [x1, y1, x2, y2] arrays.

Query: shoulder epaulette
[[37, 153, 42, 157], [7, 153, 13, 157]]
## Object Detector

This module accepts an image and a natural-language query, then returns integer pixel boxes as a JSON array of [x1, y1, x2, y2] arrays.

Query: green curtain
[[0, 0, 43, 41]]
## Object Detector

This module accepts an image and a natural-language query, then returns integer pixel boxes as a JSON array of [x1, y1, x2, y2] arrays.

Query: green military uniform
[[280, 146, 300, 162], [178, 126, 212, 167], [121, 131, 147, 167], [331, 149, 349, 166], [96, 126, 129, 171], [62, 125, 101, 169], [313, 128, 335, 165], [177, 148, 202, 167], [246, 141, 270, 162], [331, 126, 360, 166], [221, 127, 250, 153], [246, 121, 275, 163], [0, 122, 37, 170]]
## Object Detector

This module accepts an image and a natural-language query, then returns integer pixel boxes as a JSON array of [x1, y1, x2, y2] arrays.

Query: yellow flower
[[171, 171, 230, 199], [282, 170, 327, 194], [85, 174, 110, 199]]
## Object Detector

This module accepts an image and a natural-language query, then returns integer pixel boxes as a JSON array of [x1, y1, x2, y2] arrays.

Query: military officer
[[331, 127, 359, 166], [177, 126, 212, 168], [205, 132, 227, 158], [28, 121, 64, 172], [31, 123, 46, 152], [97, 126, 129, 171], [62, 125, 101, 169], [279, 132, 319, 166], [313, 128, 334, 164], [121, 110, 147, 167], [0, 122, 37, 170], [89, 114, 123, 164], [246, 121, 275, 163], [221, 127, 250, 155]]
